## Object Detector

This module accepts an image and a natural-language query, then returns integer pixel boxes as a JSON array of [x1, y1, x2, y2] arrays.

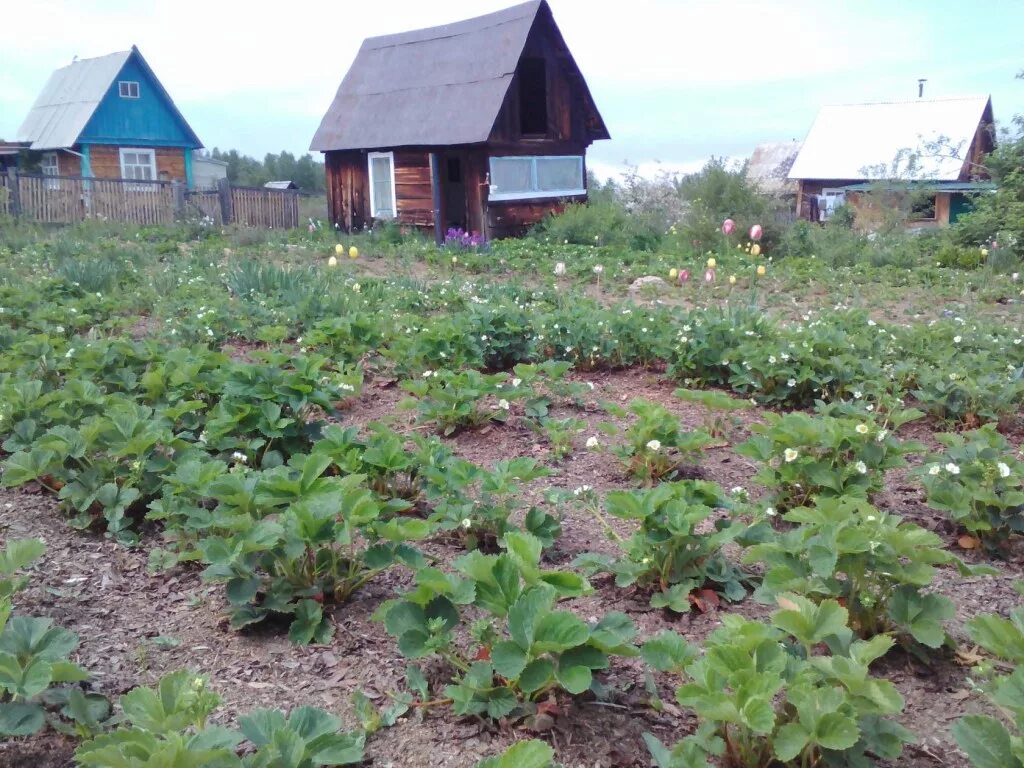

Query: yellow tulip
[[452, 255, 459, 265], [327, 256, 338, 267], [707, 257, 716, 268], [729, 274, 737, 285], [335, 244, 344, 256], [757, 265, 767, 276], [348, 246, 359, 259], [669, 268, 678, 280], [980, 248, 989, 257], [751, 244, 761, 257]]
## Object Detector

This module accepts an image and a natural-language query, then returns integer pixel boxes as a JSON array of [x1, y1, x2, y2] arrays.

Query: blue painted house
[[15, 46, 203, 188]]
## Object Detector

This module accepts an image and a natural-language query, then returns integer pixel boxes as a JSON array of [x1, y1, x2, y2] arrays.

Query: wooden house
[[15, 46, 203, 188], [788, 96, 994, 227], [310, 0, 609, 240]]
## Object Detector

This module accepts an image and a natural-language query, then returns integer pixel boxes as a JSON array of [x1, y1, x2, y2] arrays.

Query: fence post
[[172, 181, 185, 219], [6, 168, 20, 217], [217, 177, 233, 224]]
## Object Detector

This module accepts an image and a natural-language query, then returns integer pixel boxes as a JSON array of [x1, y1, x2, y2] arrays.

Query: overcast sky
[[2, 0, 1022, 179]]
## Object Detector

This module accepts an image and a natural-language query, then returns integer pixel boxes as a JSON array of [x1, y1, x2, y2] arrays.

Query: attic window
[[518, 58, 548, 136], [118, 81, 140, 99]]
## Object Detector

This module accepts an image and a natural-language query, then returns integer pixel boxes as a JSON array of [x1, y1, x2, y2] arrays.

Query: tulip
[[554, 261, 566, 276], [980, 248, 989, 257], [704, 268, 715, 283], [750, 243, 761, 257], [678, 269, 690, 284], [349, 246, 359, 259], [707, 257, 716, 268], [728, 274, 737, 285], [335, 244, 344, 256], [749, 224, 763, 241], [327, 256, 338, 267], [757, 265, 766, 276], [722, 218, 735, 235], [669, 267, 678, 280], [452, 255, 459, 265]]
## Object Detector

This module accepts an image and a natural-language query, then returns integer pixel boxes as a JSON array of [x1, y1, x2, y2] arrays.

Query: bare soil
[[1, 369, 1020, 768]]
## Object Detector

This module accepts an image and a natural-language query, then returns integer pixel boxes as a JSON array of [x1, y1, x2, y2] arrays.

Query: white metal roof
[[788, 96, 991, 181], [16, 50, 131, 150]]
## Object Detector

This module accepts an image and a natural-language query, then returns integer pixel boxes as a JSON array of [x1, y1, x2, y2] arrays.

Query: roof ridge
[[362, 0, 542, 49], [820, 95, 989, 107]]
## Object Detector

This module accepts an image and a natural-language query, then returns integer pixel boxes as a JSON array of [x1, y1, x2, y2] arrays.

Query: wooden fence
[[2, 170, 299, 229]]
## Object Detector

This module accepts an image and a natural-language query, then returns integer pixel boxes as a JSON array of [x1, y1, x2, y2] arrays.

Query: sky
[[2, 0, 1022, 180]]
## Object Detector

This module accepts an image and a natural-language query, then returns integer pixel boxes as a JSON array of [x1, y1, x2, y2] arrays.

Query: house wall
[[86, 145, 187, 182], [802, 181, 954, 227], [78, 53, 199, 148], [55, 150, 81, 176]]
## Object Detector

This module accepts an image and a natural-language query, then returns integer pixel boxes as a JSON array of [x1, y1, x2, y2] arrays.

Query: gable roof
[[788, 96, 991, 182], [16, 46, 202, 150], [310, 0, 607, 151], [746, 141, 801, 195]]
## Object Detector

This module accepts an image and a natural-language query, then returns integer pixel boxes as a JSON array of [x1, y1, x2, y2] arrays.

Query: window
[[518, 58, 548, 135], [119, 148, 157, 186], [41, 152, 60, 189], [488, 156, 585, 201], [118, 81, 140, 98], [910, 193, 937, 221], [818, 188, 847, 221], [368, 152, 396, 219]]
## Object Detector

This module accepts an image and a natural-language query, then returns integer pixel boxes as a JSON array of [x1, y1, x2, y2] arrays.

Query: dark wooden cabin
[[309, 0, 609, 240]]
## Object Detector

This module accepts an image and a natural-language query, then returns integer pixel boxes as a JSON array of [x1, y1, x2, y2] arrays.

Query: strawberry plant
[[674, 387, 753, 441], [400, 369, 521, 435], [917, 424, 1024, 553], [425, 457, 560, 550], [642, 598, 912, 767], [380, 532, 637, 719], [609, 400, 711, 484], [742, 497, 994, 650], [736, 410, 921, 512], [475, 739, 556, 768], [74, 670, 366, 767], [574, 481, 749, 612], [196, 455, 430, 643], [0, 615, 92, 737], [953, 605, 1024, 768]]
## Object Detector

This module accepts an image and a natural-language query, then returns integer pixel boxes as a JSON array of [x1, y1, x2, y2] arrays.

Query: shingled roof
[[310, 0, 607, 151]]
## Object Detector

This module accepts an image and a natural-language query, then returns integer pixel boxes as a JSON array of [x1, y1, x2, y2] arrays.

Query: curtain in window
[[490, 157, 533, 195], [371, 156, 394, 217], [536, 157, 582, 192]]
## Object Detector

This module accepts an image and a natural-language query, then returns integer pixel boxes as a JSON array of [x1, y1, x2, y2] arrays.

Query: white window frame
[[367, 151, 397, 219], [118, 147, 157, 187], [488, 155, 585, 201], [118, 80, 140, 99], [41, 151, 60, 189]]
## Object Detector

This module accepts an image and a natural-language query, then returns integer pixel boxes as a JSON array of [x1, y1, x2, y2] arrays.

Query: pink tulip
[[749, 224, 763, 241], [678, 269, 690, 284], [722, 219, 735, 235], [992, 241, 998, 249], [704, 268, 716, 283]]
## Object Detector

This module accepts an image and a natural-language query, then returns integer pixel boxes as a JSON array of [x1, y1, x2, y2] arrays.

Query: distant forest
[[201, 149, 325, 193]]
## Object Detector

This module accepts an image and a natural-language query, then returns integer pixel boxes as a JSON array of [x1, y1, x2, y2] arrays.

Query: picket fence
[[0, 170, 299, 229]]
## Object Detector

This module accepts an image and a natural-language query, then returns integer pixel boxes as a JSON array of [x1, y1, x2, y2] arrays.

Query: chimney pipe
[[918, 78, 927, 98]]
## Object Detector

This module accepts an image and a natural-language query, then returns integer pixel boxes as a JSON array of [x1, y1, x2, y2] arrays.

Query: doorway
[[441, 155, 467, 232]]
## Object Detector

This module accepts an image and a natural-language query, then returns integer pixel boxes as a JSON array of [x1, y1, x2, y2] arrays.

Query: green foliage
[[953, 605, 1024, 768], [196, 460, 428, 643], [400, 369, 520, 436], [917, 425, 1024, 551], [75, 670, 364, 767], [0, 615, 91, 737], [737, 411, 921, 511], [742, 497, 991, 649], [475, 739, 556, 768], [574, 481, 748, 611], [612, 399, 712, 484], [380, 532, 636, 719], [641, 603, 911, 767]]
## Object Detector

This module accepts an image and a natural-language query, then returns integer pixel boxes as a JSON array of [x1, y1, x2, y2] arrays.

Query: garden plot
[[0, 223, 1023, 768]]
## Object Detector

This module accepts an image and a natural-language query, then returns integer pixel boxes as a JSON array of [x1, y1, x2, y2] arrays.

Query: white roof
[[16, 50, 131, 150], [788, 96, 990, 181]]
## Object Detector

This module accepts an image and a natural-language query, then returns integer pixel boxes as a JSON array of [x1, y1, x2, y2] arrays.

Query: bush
[[533, 200, 663, 251]]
